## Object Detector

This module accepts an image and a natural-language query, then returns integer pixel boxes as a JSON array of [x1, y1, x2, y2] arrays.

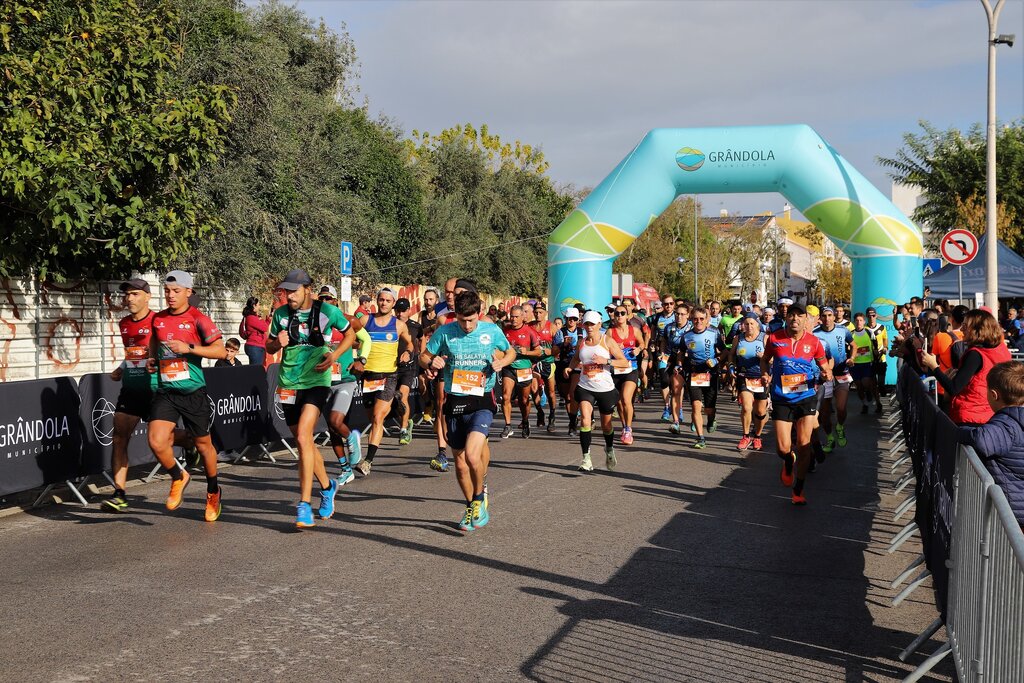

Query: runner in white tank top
[[569, 311, 632, 472]]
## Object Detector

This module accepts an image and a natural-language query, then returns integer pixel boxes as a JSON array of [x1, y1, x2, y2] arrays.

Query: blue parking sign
[[340, 241, 353, 276]]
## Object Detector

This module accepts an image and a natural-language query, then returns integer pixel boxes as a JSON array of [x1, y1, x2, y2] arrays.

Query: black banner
[[204, 365, 269, 452], [0, 377, 82, 496], [77, 373, 154, 476]]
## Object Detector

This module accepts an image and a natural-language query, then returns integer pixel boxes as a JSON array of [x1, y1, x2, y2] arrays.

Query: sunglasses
[[615, 311, 628, 316]]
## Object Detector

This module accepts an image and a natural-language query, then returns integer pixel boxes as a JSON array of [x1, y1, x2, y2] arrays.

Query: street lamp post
[[980, 0, 1014, 307]]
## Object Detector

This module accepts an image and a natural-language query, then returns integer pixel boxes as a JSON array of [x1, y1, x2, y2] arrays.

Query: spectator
[[496, 302, 508, 321], [957, 361, 1024, 526], [921, 309, 1012, 426], [488, 304, 499, 319], [355, 294, 373, 320], [215, 338, 243, 367], [893, 309, 939, 377], [239, 296, 269, 366], [1003, 308, 1023, 344]]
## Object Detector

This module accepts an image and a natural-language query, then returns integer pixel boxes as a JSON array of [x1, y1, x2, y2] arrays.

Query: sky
[[263, 0, 1023, 218]]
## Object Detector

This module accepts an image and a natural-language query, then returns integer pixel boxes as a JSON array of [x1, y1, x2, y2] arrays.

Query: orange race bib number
[[613, 364, 633, 375], [124, 345, 148, 368], [781, 373, 808, 395], [363, 378, 386, 393], [582, 363, 603, 378], [515, 367, 533, 383], [836, 373, 853, 384], [690, 372, 711, 388], [331, 362, 342, 383], [276, 387, 297, 405], [745, 376, 765, 390], [159, 358, 190, 383], [451, 369, 486, 396]]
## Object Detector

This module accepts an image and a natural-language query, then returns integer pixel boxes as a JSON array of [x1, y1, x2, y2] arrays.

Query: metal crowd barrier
[[903, 446, 1024, 682]]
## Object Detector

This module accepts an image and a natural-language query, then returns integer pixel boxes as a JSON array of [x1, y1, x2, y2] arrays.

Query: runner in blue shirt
[[421, 291, 516, 532], [553, 308, 584, 436], [662, 304, 693, 432], [729, 313, 769, 451], [653, 294, 680, 421], [814, 306, 854, 455], [681, 307, 726, 449]]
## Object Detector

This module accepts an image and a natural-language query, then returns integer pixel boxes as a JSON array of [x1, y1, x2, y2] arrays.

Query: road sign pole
[[958, 266, 963, 304]]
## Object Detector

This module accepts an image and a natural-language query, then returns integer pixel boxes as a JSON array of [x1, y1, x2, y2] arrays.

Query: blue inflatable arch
[[547, 124, 922, 333]]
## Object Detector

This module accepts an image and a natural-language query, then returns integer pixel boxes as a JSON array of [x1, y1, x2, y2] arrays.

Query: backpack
[[286, 300, 326, 347]]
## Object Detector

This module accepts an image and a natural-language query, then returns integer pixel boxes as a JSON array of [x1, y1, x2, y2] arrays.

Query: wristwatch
[[188, 343, 195, 351], [356, 356, 367, 364]]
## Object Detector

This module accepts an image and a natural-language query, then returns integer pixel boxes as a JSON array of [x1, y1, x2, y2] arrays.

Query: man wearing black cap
[[266, 268, 356, 528], [103, 278, 194, 512], [147, 270, 227, 522]]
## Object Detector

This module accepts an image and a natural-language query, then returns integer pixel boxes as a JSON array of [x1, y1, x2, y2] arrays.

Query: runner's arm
[[396, 320, 413, 363], [606, 339, 631, 369]]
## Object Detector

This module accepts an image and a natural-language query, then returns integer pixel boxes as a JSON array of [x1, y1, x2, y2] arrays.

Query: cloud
[[304, 0, 1023, 214]]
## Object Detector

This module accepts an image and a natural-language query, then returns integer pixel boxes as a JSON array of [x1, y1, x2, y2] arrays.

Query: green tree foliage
[[0, 0, 234, 280], [877, 120, 1024, 252]]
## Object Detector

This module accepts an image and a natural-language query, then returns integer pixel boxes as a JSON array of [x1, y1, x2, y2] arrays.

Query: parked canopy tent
[[924, 234, 1024, 299]]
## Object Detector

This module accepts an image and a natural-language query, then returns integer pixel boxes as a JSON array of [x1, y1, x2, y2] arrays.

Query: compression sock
[[366, 444, 378, 463], [165, 466, 183, 481], [472, 492, 485, 503], [114, 488, 126, 499], [784, 452, 795, 475], [568, 414, 578, 430], [793, 478, 805, 496], [207, 476, 218, 494], [579, 427, 593, 453], [603, 430, 614, 448]]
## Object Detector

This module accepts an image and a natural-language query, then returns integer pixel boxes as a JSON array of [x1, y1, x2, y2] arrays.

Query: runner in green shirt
[[265, 269, 356, 529]]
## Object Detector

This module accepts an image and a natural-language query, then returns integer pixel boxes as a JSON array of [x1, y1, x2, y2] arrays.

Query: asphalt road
[[0, 395, 952, 682]]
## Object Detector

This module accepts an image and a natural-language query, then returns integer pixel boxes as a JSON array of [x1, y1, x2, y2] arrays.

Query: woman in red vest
[[921, 309, 1012, 426]]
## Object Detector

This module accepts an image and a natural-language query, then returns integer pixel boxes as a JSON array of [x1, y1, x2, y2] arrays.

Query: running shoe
[[791, 492, 807, 506], [458, 506, 475, 532], [823, 434, 834, 453], [336, 468, 355, 488], [605, 445, 617, 471], [421, 410, 434, 425], [184, 446, 202, 469], [166, 471, 191, 511], [430, 453, 450, 472], [205, 487, 222, 522], [318, 478, 339, 519], [836, 424, 848, 447], [661, 407, 672, 422], [521, 422, 531, 439], [356, 459, 372, 477], [678, 409, 686, 423], [708, 420, 718, 433], [348, 429, 362, 466], [536, 409, 545, 428], [568, 426, 579, 438], [501, 424, 514, 439], [752, 436, 763, 451], [690, 421, 697, 433], [693, 438, 707, 449], [398, 428, 411, 445], [546, 418, 556, 434], [472, 499, 489, 528], [621, 427, 634, 445], [579, 452, 594, 472], [102, 495, 128, 513], [296, 501, 315, 528], [670, 422, 680, 434], [737, 435, 752, 451], [780, 453, 796, 487]]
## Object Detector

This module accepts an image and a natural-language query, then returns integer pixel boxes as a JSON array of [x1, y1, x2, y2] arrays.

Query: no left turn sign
[[940, 229, 979, 266]]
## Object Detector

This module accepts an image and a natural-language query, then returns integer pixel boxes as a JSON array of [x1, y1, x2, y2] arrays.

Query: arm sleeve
[[355, 327, 372, 357], [933, 348, 984, 395]]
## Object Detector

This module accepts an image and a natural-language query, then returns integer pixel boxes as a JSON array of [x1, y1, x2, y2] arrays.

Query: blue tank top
[[364, 314, 400, 373], [553, 326, 583, 362], [814, 325, 853, 375], [734, 333, 766, 377]]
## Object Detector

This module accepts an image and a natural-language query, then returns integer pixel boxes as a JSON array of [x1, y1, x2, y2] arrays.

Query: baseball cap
[[119, 278, 150, 293], [652, 301, 663, 311], [276, 269, 312, 291], [536, 301, 547, 310], [164, 270, 194, 289], [454, 278, 477, 292], [582, 310, 603, 326], [742, 311, 760, 320], [377, 287, 397, 299], [394, 297, 411, 312], [822, 306, 835, 314], [319, 285, 337, 299], [564, 307, 581, 319], [742, 303, 754, 313], [806, 304, 820, 317], [788, 304, 807, 316], [358, 294, 372, 304], [866, 306, 877, 314], [777, 297, 794, 306]]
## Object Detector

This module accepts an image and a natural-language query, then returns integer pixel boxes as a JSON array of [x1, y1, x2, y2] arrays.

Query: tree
[[814, 256, 852, 306], [0, 0, 235, 280], [878, 120, 1024, 252]]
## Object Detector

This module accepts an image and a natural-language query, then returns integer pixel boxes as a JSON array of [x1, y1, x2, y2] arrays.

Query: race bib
[[781, 373, 808, 395], [613, 364, 633, 375], [515, 367, 533, 383], [856, 346, 871, 357], [582, 363, 603, 377], [331, 362, 342, 383], [690, 372, 711, 388], [299, 322, 310, 338], [125, 345, 148, 368], [276, 387, 297, 405], [363, 377, 386, 393], [159, 358, 190, 383], [451, 368, 485, 396], [836, 373, 853, 384], [745, 376, 765, 390]]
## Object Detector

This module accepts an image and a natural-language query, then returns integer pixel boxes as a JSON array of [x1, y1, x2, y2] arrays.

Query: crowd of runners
[[104, 270, 891, 531]]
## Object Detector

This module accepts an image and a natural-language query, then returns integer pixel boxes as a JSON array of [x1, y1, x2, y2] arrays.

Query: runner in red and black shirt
[[609, 304, 642, 443], [525, 301, 557, 433], [501, 305, 542, 439], [146, 270, 227, 522]]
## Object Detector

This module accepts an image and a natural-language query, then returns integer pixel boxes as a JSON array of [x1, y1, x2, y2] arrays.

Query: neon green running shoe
[[836, 424, 847, 448]]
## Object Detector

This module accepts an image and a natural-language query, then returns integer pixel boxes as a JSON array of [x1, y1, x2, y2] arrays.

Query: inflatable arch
[[547, 124, 922, 340]]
